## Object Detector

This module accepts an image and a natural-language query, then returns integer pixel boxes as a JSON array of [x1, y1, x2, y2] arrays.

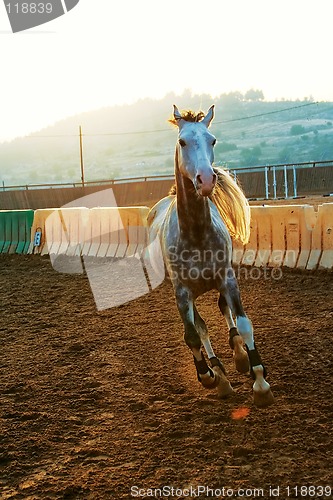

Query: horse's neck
[[175, 164, 212, 241]]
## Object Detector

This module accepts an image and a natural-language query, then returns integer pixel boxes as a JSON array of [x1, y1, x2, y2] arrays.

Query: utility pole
[[79, 126, 85, 186]]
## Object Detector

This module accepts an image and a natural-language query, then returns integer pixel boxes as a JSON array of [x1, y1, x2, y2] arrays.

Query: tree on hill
[[290, 124, 306, 135], [240, 146, 262, 166], [215, 142, 237, 155], [245, 89, 264, 101], [278, 146, 293, 163]]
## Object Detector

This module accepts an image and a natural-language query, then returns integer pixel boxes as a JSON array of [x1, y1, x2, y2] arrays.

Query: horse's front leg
[[175, 284, 233, 398], [220, 274, 274, 407]]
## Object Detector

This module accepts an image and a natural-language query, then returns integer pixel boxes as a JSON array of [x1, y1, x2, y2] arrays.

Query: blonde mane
[[169, 167, 250, 244], [210, 167, 250, 245], [168, 109, 205, 127]]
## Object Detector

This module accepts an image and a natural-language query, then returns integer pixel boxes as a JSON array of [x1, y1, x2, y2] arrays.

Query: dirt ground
[[0, 255, 332, 500]]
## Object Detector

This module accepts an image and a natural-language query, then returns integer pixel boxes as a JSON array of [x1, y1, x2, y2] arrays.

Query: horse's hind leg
[[220, 274, 274, 407], [193, 304, 233, 398], [218, 295, 249, 374]]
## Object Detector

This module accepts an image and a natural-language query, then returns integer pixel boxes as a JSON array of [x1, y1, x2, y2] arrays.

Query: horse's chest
[[167, 241, 228, 288]]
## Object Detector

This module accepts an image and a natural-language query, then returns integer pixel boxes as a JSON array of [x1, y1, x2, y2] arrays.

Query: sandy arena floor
[[0, 254, 332, 499]]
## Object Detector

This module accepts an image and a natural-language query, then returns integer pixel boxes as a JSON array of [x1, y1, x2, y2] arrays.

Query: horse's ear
[[202, 105, 215, 128], [173, 105, 182, 123]]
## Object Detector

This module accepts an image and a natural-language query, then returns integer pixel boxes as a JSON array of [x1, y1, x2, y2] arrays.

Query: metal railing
[[1, 159, 333, 199], [230, 160, 333, 199], [1, 174, 175, 191]]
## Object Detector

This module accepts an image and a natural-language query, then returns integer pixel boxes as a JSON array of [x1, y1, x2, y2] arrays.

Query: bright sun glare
[[1, 0, 333, 141]]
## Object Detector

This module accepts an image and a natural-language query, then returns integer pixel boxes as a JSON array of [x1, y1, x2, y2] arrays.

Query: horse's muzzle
[[195, 171, 217, 196]]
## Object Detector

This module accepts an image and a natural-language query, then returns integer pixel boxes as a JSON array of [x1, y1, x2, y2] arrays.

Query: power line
[[214, 101, 319, 125], [26, 101, 324, 139], [222, 103, 333, 143]]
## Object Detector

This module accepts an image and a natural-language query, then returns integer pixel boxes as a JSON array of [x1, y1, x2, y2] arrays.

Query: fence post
[[284, 165, 289, 198], [264, 166, 269, 199], [293, 166, 297, 198], [79, 126, 85, 187], [272, 167, 277, 199]]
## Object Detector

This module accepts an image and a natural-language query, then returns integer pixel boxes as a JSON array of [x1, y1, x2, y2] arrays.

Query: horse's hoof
[[253, 388, 274, 408], [233, 336, 249, 373], [200, 371, 219, 389], [213, 367, 234, 399], [234, 351, 250, 374]]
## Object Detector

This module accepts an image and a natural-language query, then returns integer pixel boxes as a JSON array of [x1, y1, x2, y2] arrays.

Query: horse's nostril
[[196, 173, 216, 188]]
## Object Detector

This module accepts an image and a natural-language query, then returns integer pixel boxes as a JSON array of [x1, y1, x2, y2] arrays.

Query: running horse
[[147, 105, 274, 407]]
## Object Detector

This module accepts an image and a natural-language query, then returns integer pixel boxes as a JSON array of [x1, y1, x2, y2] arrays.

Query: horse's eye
[[179, 139, 186, 147], [212, 139, 217, 146]]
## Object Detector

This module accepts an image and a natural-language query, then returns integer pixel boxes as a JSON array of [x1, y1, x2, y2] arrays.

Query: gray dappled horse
[[147, 105, 274, 407]]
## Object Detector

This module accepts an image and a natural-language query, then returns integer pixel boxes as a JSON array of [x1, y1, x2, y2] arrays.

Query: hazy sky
[[1, 0, 333, 142]]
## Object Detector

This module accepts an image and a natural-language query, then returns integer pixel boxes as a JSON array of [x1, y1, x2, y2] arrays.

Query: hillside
[[1, 91, 333, 186]]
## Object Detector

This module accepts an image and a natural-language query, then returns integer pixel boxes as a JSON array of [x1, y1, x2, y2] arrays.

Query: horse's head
[[173, 105, 217, 197]]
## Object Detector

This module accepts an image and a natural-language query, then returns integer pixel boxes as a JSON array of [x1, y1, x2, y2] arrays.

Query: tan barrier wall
[[28, 204, 333, 270], [82, 207, 148, 258], [234, 204, 332, 270], [30, 207, 149, 260], [319, 203, 333, 269], [30, 208, 89, 256], [307, 202, 333, 270]]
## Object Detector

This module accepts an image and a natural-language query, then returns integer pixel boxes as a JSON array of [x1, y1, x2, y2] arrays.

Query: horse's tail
[[210, 167, 250, 245]]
